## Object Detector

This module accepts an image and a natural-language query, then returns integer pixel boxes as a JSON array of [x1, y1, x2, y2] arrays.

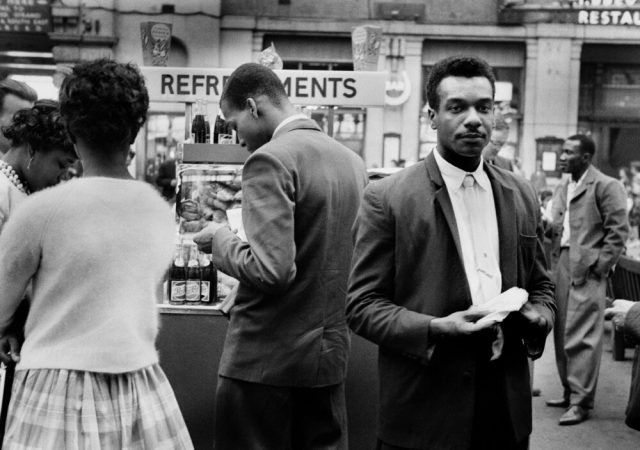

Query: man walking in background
[[0, 79, 37, 154], [346, 55, 555, 449], [546, 134, 629, 425], [194, 63, 367, 449]]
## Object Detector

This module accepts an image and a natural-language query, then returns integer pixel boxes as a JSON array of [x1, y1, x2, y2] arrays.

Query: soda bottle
[[213, 110, 227, 144], [169, 243, 186, 305], [204, 100, 211, 143], [185, 244, 201, 304], [191, 99, 207, 144], [199, 252, 217, 304]]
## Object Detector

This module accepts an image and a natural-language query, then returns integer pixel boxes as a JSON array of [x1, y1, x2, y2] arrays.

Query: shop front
[[579, 44, 640, 177]]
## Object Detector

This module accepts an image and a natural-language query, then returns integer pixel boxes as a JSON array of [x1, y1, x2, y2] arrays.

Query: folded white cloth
[[475, 287, 529, 327]]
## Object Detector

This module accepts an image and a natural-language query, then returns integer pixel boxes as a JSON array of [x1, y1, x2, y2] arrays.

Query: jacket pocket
[[519, 234, 537, 248]]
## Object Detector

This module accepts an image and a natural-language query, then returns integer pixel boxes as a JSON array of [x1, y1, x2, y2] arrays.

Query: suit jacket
[[211, 118, 368, 387], [549, 165, 629, 284], [624, 302, 640, 430], [346, 152, 555, 449]]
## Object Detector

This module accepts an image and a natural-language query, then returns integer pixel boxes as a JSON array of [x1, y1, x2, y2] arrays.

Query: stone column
[[521, 31, 583, 177], [373, 36, 423, 168]]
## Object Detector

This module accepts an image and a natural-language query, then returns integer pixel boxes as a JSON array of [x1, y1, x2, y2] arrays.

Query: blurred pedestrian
[[155, 157, 177, 202], [546, 134, 629, 425], [630, 161, 640, 196], [482, 112, 513, 171], [605, 299, 640, 430], [0, 79, 37, 154], [0, 59, 192, 449], [346, 55, 555, 450], [194, 62, 367, 450], [530, 160, 548, 193], [540, 189, 553, 225], [0, 100, 77, 232]]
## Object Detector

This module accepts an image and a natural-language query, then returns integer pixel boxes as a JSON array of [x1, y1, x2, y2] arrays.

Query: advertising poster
[[140, 21, 172, 66]]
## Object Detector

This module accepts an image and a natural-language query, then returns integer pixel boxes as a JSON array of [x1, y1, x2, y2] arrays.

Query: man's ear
[[427, 108, 437, 130], [246, 98, 259, 119]]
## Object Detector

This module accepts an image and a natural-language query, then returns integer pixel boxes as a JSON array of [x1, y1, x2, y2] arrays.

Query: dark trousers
[[376, 357, 529, 450], [214, 375, 347, 450], [377, 438, 528, 450]]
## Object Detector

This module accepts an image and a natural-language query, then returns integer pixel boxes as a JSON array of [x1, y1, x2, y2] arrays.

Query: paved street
[[531, 323, 640, 449]]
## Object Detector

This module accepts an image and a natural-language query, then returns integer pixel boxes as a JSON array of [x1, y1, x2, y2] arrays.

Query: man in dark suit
[[546, 135, 628, 425], [346, 56, 555, 449], [194, 63, 367, 449]]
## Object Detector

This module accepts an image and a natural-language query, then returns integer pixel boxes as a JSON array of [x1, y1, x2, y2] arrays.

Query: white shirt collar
[[272, 113, 308, 138], [432, 148, 492, 193]]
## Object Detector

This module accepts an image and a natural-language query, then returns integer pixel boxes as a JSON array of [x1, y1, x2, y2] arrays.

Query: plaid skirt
[[2, 364, 193, 449]]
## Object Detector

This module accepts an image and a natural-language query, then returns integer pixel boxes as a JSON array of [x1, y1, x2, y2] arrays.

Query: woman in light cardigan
[[0, 59, 193, 449]]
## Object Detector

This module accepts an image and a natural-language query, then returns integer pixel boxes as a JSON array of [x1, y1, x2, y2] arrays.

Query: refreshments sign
[[141, 67, 387, 107], [0, 0, 49, 33]]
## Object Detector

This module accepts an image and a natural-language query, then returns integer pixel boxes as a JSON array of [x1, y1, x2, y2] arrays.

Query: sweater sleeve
[[0, 199, 45, 335]]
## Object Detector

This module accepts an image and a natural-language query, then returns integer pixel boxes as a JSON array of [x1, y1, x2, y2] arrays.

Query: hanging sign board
[[141, 67, 387, 107], [0, 0, 49, 33]]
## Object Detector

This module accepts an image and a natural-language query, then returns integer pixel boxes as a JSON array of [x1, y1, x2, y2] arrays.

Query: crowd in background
[[619, 163, 640, 242]]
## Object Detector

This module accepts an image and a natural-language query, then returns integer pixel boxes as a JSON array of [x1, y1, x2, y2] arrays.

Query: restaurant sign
[[575, 0, 640, 26], [141, 67, 387, 107], [0, 0, 49, 33]]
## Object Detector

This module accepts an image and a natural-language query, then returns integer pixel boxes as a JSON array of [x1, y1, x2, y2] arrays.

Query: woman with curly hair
[[0, 59, 193, 449], [0, 99, 77, 231]]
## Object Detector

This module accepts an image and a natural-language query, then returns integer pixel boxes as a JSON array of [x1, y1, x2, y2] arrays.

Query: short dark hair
[[59, 58, 149, 152], [0, 78, 37, 109], [426, 56, 496, 111], [2, 99, 74, 156], [221, 63, 287, 111], [566, 134, 595, 157]]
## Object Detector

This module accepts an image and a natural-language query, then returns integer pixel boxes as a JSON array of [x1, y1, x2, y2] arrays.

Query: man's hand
[[519, 301, 548, 332], [429, 308, 494, 341], [605, 299, 635, 330], [0, 333, 20, 365], [193, 221, 228, 254]]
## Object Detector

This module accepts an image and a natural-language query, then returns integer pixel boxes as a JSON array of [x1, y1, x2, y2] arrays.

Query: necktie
[[461, 174, 501, 304], [462, 174, 504, 360]]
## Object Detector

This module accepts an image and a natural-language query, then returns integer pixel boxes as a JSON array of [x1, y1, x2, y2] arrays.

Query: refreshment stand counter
[[142, 67, 386, 450]]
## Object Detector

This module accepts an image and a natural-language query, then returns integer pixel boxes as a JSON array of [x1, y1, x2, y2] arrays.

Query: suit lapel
[[425, 153, 465, 267], [485, 164, 518, 290], [570, 166, 595, 203]]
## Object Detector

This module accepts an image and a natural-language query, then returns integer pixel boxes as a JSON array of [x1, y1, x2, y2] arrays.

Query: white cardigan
[[0, 177, 175, 373]]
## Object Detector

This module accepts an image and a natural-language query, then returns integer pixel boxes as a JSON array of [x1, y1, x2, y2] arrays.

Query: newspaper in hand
[[475, 287, 529, 327]]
